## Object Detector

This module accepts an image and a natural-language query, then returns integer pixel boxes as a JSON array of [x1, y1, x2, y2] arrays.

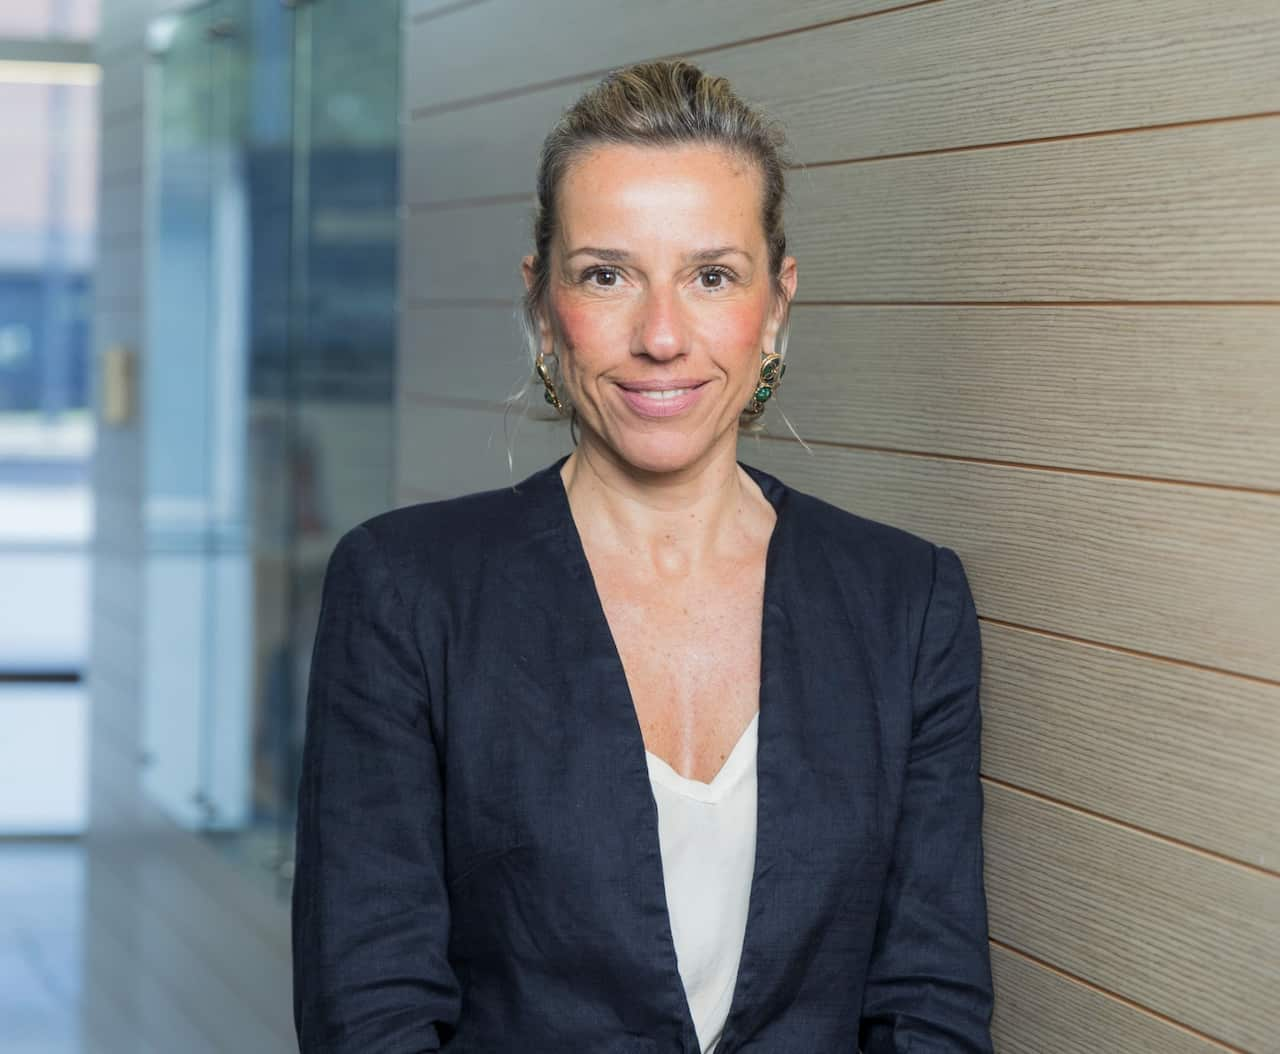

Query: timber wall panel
[[402, 0, 1280, 206], [984, 783, 1279, 1051], [405, 0, 910, 112], [786, 120, 1279, 302], [989, 944, 1229, 1054], [981, 621, 1279, 868]]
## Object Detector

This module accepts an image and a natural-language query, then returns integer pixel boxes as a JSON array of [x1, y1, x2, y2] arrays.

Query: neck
[[560, 434, 765, 579]]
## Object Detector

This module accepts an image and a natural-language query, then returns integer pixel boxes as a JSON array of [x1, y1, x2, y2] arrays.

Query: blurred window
[[0, 1, 100, 835], [0, 0, 99, 41]]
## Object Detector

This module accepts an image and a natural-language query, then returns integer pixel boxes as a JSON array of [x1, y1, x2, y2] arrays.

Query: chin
[[604, 426, 727, 478]]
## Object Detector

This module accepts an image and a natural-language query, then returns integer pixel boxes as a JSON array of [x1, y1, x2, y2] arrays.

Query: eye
[[581, 267, 620, 287], [698, 266, 735, 290]]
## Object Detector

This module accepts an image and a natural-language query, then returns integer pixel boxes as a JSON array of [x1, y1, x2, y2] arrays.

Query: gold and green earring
[[743, 352, 786, 417], [535, 351, 564, 413]]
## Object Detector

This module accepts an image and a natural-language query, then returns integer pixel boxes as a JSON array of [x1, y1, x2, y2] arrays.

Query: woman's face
[[524, 142, 797, 477]]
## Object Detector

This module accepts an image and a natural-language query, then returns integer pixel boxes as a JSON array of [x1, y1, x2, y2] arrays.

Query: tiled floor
[[0, 841, 83, 1054]]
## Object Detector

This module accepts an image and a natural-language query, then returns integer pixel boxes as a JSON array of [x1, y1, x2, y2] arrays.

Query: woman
[[292, 60, 994, 1052]]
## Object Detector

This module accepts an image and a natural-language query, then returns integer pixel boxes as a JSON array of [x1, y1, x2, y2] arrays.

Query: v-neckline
[[646, 710, 759, 803], [545, 452, 789, 1051]]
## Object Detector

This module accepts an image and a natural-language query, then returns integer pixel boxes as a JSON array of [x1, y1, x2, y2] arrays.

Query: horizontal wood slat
[[403, 0, 1280, 206], [399, 305, 531, 406], [404, 0, 901, 113], [708, 0, 1280, 165], [400, 303, 1280, 490], [394, 399, 572, 502], [776, 304, 1280, 490], [787, 118, 1280, 302], [984, 782, 1279, 1051], [982, 622, 1280, 868], [990, 943, 1226, 1054], [402, 199, 528, 302]]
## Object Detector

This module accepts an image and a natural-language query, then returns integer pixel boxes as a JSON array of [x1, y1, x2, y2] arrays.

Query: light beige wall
[[397, 2, 1280, 1050]]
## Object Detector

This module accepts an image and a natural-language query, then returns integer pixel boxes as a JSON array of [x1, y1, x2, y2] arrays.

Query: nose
[[635, 285, 687, 361]]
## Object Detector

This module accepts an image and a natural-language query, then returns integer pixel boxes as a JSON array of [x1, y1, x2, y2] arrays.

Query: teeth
[[635, 389, 694, 400]]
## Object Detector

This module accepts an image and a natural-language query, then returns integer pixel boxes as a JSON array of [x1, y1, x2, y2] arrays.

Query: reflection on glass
[[277, 0, 401, 890], [140, 0, 399, 895], [141, 0, 254, 835], [0, 0, 99, 836]]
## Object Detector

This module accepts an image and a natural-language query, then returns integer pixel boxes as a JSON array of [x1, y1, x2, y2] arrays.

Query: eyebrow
[[565, 245, 753, 264]]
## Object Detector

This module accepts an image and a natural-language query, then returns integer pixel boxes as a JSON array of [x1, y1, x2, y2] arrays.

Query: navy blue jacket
[[292, 454, 994, 1052]]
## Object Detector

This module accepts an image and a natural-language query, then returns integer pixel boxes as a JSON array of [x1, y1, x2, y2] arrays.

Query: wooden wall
[[397, 2, 1280, 1051]]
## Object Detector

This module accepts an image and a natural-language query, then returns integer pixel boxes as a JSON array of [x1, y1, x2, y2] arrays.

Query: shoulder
[[788, 484, 934, 560], [775, 473, 942, 594], [765, 469, 977, 655], [334, 476, 538, 586], [769, 472, 977, 692]]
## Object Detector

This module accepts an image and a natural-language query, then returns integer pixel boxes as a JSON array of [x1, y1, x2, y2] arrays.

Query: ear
[[521, 254, 554, 354], [765, 255, 798, 346]]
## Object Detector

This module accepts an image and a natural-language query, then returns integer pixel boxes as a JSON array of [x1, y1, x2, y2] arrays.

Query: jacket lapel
[[718, 466, 888, 1050]]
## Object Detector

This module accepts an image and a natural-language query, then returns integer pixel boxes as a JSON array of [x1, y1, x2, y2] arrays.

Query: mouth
[[615, 380, 710, 419]]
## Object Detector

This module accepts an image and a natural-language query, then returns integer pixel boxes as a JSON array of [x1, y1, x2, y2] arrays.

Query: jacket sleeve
[[292, 523, 461, 1052], [858, 544, 995, 1052]]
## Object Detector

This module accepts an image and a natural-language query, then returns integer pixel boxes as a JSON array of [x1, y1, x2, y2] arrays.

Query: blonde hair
[[512, 59, 797, 442]]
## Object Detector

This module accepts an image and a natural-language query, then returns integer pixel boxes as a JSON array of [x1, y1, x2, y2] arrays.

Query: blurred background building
[[2, 1, 1277, 1052]]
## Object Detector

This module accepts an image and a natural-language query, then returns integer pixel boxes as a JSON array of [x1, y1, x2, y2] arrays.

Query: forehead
[[555, 142, 765, 249]]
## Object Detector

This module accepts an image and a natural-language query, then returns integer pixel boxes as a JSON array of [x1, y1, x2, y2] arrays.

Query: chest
[[588, 558, 766, 783]]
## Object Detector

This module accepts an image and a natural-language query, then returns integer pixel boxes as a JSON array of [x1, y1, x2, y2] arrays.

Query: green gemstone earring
[[535, 351, 565, 413], [744, 352, 786, 417]]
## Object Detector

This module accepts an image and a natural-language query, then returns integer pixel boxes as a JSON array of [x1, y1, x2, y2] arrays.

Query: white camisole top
[[645, 713, 759, 1054]]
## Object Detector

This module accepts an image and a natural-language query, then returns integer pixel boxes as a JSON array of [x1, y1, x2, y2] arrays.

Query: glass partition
[[140, 0, 400, 895], [274, 0, 401, 891], [0, 1, 100, 836]]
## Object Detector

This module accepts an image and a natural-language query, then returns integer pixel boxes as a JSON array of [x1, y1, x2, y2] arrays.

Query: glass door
[[274, 0, 401, 891], [141, 0, 256, 834], [140, 0, 400, 896]]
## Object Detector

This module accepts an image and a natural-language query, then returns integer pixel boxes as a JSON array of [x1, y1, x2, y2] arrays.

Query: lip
[[615, 380, 709, 419]]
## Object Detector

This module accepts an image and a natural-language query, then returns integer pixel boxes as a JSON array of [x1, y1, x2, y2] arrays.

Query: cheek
[[552, 299, 624, 359], [701, 300, 770, 357]]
